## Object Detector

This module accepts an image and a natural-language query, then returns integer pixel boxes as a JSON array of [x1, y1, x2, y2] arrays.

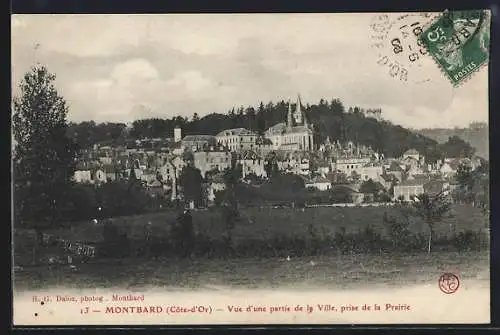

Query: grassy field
[[17, 203, 487, 243], [13, 251, 489, 291], [13, 203, 489, 291]]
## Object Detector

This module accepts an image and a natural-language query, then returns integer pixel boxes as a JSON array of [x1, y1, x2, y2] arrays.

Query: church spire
[[294, 93, 306, 126], [287, 98, 293, 130]]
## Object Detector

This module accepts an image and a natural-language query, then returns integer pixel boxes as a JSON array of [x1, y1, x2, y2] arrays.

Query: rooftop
[[403, 149, 420, 156], [216, 128, 258, 137], [182, 135, 216, 142]]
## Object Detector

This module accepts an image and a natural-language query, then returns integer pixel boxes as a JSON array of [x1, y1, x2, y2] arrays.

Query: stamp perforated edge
[[419, 9, 491, 87]]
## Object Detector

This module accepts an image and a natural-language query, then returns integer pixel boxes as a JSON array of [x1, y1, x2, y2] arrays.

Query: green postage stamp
[[420, 10, 490, 86]]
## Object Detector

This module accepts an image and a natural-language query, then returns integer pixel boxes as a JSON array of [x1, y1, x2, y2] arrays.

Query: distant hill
[[415, 123, 489, 159]]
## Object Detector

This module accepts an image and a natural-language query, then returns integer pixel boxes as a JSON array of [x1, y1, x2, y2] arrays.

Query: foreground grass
[[20, 203, 488, 243], [13, 251, 489, 292]]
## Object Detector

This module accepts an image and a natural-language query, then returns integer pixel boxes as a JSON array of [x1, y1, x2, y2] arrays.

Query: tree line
[[66, 100, 477, 162]]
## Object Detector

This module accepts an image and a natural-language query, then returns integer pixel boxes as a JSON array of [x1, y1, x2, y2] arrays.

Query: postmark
[[420, 10, 490, 86], [438, 273, 460, 294], [370, 12, 440, 85]]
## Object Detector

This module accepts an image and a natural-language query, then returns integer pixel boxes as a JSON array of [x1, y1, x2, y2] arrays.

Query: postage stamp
[[420, 10, 491, 86]]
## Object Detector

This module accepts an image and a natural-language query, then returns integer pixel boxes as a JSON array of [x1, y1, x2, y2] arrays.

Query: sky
[[11, 13, 489, 129]]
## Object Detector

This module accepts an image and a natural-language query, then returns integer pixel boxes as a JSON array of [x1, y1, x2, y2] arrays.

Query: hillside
[[66, 99, 476, 162], [416, 123, 489, 159]]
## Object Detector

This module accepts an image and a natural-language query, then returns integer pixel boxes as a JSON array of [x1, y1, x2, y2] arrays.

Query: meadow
[[19, 203, 488, 243], [13, 203, 490, 291]]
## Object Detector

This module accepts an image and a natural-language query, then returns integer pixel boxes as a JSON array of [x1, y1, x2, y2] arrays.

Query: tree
[[360, 179, 383, 194], [264, 153, 280, 179], [383, 207, 412, 251], [350, 171, 361, 183], [438, 136, 476, 158], [13, 65, 78, 256], [412, 192, 452, 254], [223, 163, 242, 186], [221, 191, 239, 253], [179, 165, 203, 207], [129, 166, 137, 180], [456, 160, 473, 191], [170, 210, 195, 258]]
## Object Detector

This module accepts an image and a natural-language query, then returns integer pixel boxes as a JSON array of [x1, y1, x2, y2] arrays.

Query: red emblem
[[438, 273, 460, 294]]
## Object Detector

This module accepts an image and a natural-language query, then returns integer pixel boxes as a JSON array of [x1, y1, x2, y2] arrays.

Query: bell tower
[[293, 94, 304, 125]]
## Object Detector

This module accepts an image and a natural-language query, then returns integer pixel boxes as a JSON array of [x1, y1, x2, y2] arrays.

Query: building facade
[[216, 128, 259, 152], [181, 135, 217, 152], [264, 94, 314, 152], [393, 180, 425, 201], [193, 150, 232, 178]]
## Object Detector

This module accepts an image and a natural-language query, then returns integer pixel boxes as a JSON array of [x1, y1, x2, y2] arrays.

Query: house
[[255, 137, 275, 157], [181, 135, 217, 152], [305, 175, 332, 191], [393, 179, 425, 201], [126, 167, 144, 180], [402, 149, 422, 162], [385, 161, 405, 182], [216, 128, 259, 152], [238, 150, 267, 178], [205, 174, 227, 203], [359, 162, 384, 182], [193, 150, 232, 178], [102, 165, 118, 182], [439, 162, 456, 177], [334, 157, 371, 176], [73, 170, 92, 183], [140, 168, 157, 184], [378, 174, 395, 190], [316, 162, 330, 175], [98, 156, 113, 165], [94, 169, 107, 184], [158, 161, 177, 182]]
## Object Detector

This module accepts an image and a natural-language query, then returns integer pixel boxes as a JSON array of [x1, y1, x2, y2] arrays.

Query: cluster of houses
[[71, 95, 484, 205]]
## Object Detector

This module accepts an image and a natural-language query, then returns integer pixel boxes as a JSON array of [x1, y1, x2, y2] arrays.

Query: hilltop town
[[70, 94, 487, 209]]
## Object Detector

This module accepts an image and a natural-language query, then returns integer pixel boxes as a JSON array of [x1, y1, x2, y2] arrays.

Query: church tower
[[286, 98, 293, 130], [293, 94, 304, 125]]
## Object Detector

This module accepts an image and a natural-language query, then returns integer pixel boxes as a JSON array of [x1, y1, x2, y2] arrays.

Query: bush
[[100, 220, 131, 258]]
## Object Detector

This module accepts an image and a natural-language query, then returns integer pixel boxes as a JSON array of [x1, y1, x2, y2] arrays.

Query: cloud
[[11, 13, 489, 127], [110, 58, 160, 84]]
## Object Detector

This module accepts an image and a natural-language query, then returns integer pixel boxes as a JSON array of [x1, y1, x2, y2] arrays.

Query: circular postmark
[[370, 12, 440, 85], [438, 272, 460, 294]]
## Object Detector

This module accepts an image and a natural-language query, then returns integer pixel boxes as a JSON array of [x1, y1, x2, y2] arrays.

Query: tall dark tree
[[129, 166, 137, 180], [13, 65, 78, 256], [256, 101, 266, 135], [179, 165, 203, 207]]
